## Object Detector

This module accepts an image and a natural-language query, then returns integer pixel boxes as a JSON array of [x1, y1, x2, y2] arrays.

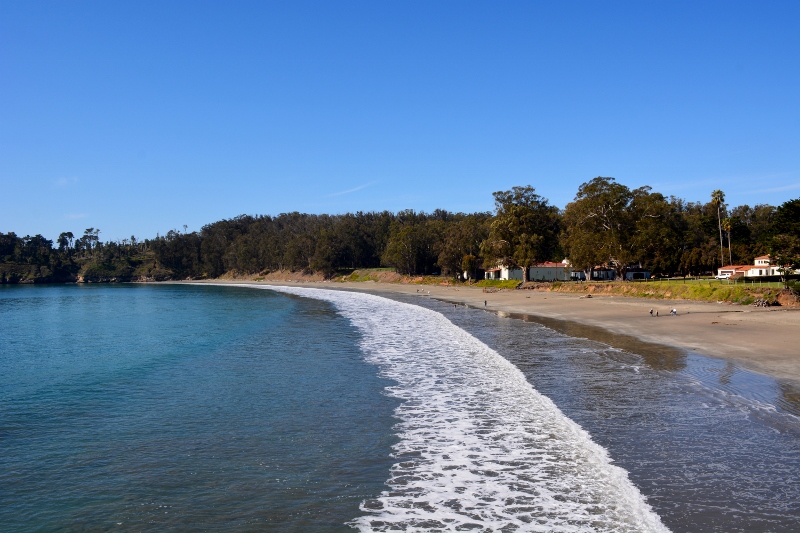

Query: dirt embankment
[[227, 268, 467, 286], [777, 289, 800, 307], [217, 270, 328, 282]]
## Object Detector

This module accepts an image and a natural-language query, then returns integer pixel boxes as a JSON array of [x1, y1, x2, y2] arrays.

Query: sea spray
[[253, 285, 669, 532]]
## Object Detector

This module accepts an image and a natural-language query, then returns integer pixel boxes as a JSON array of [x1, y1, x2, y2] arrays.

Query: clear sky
[[2, 0, 799, 242]]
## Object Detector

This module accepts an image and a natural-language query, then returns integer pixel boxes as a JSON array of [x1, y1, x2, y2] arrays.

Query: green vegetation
[[480, 186, 559, 283], [342, 269, 394, 283], [2, 184, 798, 291], [561, 178, 681, 279], [475, 279, 522, 289], [0, 229, 162, 283], [550, 279, 786, 305]]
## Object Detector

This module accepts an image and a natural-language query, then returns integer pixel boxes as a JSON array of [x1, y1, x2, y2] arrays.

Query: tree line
[[2, 178, 799, 283]]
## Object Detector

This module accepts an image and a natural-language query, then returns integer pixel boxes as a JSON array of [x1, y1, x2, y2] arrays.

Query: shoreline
[[187, 279, 800, 387]]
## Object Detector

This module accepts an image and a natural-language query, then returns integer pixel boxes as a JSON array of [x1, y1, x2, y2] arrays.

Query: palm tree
[[711, 190, 725, 267], [722, 217, 733, 266]]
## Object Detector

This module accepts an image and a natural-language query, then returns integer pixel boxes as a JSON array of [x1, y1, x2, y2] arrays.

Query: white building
[[484, 266, 524, 280], [528, 261, 572, 281], [717, 255, 783, 279]]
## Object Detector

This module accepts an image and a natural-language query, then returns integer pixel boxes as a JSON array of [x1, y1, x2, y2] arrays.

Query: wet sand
[[196, 280, 800, 386]]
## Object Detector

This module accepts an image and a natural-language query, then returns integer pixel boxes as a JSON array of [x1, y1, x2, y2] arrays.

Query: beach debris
[[751, 298, 774, 308]]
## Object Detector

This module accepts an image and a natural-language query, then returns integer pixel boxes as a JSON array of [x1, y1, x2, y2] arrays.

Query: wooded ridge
[[2, 178, 798, 284]]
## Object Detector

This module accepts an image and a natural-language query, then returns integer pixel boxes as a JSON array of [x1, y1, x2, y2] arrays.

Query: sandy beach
[[196, 280, 800, 386]]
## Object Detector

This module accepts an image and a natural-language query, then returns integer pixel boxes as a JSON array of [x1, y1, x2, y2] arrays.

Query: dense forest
[[2, 178, 799, 284]]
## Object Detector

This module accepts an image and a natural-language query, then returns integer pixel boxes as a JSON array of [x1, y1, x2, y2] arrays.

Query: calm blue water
[[0, 284, 398, 531], [2, 283, 800, 532]]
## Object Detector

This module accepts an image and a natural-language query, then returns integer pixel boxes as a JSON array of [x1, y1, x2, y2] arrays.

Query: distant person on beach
[[649, 309, 653, 317], [656, 310, 659, 317], [484, 300, 487, 307]]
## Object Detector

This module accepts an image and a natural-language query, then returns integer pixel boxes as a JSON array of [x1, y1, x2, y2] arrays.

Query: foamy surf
[[243, 285, 670, 532]]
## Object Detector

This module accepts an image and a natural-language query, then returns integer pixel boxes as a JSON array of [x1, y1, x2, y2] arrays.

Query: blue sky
[[2, 1, 799, 242]]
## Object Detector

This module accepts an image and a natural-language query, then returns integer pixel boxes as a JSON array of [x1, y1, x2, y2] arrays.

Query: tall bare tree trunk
[[717, 204, 724, 267]]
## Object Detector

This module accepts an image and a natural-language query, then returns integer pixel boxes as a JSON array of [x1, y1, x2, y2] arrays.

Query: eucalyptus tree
[[561, 177, 633, 278], [436, 213, 491, 278], [771, 198, 800, 237], [480, 186, 560, 283], [770, 198, 800, 287], [57, 232, 74, 255], [710, 190, 725, 267], [382, 211, 442, 275], [562, 177, 679, 279]]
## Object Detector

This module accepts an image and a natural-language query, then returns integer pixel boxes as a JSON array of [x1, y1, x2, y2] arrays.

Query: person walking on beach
[[649, 309, 653, 317], [484, 300, 487, 307], [656, 310, 659, 317]]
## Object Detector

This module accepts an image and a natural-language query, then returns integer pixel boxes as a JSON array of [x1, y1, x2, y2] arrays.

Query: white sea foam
[[237, 285, 670, 532]]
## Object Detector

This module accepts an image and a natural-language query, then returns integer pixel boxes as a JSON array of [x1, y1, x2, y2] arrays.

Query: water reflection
[[497, 310, 688, 372], [779, 382, 800, 414], [719, 360, 736, 386]]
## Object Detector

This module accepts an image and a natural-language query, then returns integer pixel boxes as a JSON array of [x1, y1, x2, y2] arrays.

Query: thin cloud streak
[[659, 172, 794, 195], [329, 181, 377, 197], [54, 177, 78, 187], [747, 182, 800, 194]]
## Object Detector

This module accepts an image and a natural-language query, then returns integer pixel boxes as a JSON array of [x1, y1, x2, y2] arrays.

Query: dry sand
[[196, 279, 800, 386]]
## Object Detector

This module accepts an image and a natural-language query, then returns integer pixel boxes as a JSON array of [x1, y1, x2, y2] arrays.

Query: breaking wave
[[248, 285, 669, 532]]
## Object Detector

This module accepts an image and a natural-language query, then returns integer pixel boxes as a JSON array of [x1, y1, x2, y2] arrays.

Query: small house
[[484, 266, 524, 281], [625, 267, 651, 281], [528, 260, 572, 281], [591, 267, 616, 281]]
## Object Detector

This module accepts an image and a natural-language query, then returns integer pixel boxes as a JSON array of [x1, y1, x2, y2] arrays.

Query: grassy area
[[340, 268, 394, 283], [340, 269, 469, 285], [641, 277, 786, 289], [548, 279, 786, 305], [475, 279, 522, 289]]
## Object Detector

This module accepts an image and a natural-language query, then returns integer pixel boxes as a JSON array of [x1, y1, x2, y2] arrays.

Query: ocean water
[[0, 284, 398, 531], [394, 291, 800, 533], [2, 283, 799, 532]]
